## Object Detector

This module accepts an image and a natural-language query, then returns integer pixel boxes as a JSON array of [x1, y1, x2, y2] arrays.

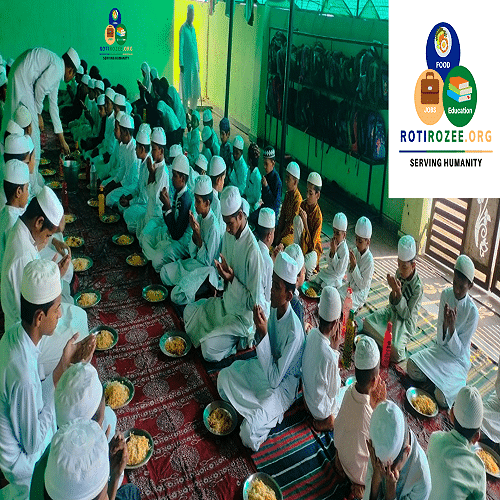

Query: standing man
[[1, 47, 80, 167], [179, 4, 201, 112]]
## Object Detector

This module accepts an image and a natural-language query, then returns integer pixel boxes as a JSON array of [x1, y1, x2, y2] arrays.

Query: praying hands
[[214, 253, 234, 283], [387, 273, 402, 303], [443, 302, 457, 340]]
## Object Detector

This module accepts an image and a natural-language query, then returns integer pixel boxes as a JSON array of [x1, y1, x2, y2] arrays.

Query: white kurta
[[185, 128, 201, 165], [106, 139, 139, 207], [315, 239, 349, 289], [302, 328, 343, 420], [184, 223, 264, 360], [409, 288, 479, 407], [167, 86, 187, 130], [179, 22, 201, 109], [158, 102, 180, 133], [162, 209, 221, 305], [258, 239, 272, 318], [1, 48, 64, 170], [0, 323, 56, 500], [245, 166, 262, 212], [0, 204, 25, 275], [229, 156, 248, 196], [210, 188, 225, 237], [338, 248, 374, 311], [217, 305, 304, 451], [482, 355, 500, 443], [123, 156, 149, 233]]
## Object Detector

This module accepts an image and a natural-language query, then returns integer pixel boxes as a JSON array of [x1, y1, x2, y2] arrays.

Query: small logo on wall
[[100, 8, 132, 60], [109, 8, 121, 26], [115, 24, 127, 45], [105, 25, 115, 46]]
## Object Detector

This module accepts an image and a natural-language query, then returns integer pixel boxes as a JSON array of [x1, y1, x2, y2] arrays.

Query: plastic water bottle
[[381, 321, 393, 368], [341, 287, 353, 337], [61, 182, 69, 211], [342, 309, 356, 369], [98, 186, 105, 217], [90, 162, 97, 198]]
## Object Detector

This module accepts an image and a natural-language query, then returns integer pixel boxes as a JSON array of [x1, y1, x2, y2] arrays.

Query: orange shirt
[[278, 188, 302, 243], [300, 200, 323, 264]]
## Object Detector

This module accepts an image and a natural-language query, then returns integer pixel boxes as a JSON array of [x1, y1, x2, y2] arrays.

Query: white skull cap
[[258, 207, 275, 229], [3, 159, 29, 184], [14, 104, 32, 128], [333, 212, 348, 231], [208, 156, 226, 177], [233, 135, 244, 151], [355, 335, 380, 370], [284, 243, 304, 274], [286, 161, 300, 180], [65, 47, 81, 70], [36, 186, 64, 227], [454, 385, 483, 429], [194, 175, 212, 196], [96, 94, 105, 106], [151, 127, 166, 146], [307, 171, 322, 187], [195, 154, 208, 171], [114, 93, 126, 106], [319, 286, 341, 322], [81, 74, 90, 86], [5, 134, 29, 154], [355, 216, 372, 239], [398, 235, 416, 262], [201, 126, 212, 142], [21, 259, 61, 305], [169, 144, 183, 158], [203, 108, 212, 122], [370, 401, 406, 463], [105, 87, 116, 100], [6, 119, 23, 135], [220, 186, 241, 216], [119, 113, 134, 130], [454, 254, 475, 284], [274, 251, 298, 285], [172, 154, 190, 175]]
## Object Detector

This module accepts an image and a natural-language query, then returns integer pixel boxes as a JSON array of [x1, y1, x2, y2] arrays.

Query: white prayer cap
[[242, 198, 250, 217], [274, 251, 298, 286], [220, 186, 242, 217], [188, 3, 194, 11], [172, 154, 190, 175], [139, 123, 151, 135], [319, 286, 341, 322], [55, 363, 103, 427], [203, 108, 212, 122], [5, 134, 28, 154], [355, 335, 380, 370], [455, 254, 475, 284], [115, 111, 124, 123], [194, 175, 212, 196], [105, 87, 115, 100], [454, 385, 483, 429], [4, 159, 29, 185], [37, 186, 64, 227], [21, 259, 61, 305], [119, 113, 134, 130], [263, 146, 275, 159], [87, 78, 95, 90], [201, 126, 212, 142], [136, 127, 150, 146], [195, 154, 208, 171], [26, 135, 34, 153], [45, 419, 109, 500], [96, 94, 105, 106], [81, 74, 90, 86], [258, 207, 275, 229], [307, 171, 322, 187], [94, 80, 104, 91], [355, 216, 372, 239], [14, 104, 32, 128], [370, 401, 406, 463], [209, 156, 226, 177], [191, 109, 200, 121], [233, 135, 244, 151], [169, 144, 183, 158], [151, 127, 166, 146], [333, 212, 348, 231], [125, 101, 132, 115], [114, 93, 126, 106], [285, 243, 305, 274], [6, 119, 23, 135], [76, 65, 84, 75], [286, 161, 300, 180], [0, 70, 6, 87], [64, 47, 80, 71], [398, 235, 416, 262]]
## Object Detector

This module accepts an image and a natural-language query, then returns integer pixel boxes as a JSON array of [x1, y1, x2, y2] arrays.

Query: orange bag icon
[[421, 72, 440, 105]]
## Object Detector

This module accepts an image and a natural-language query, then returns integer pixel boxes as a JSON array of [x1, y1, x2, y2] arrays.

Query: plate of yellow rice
[[124, 429, 154, 469], [103, 377, 134, 409], [90, 324, 118, 351]]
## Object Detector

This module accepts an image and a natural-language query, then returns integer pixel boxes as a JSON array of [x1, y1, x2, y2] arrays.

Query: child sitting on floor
[[338, 216, 374, 312], [244, 142, 262, 213], [201, 125, 220, 165], [363, 234, 423, 362], [208, 155, 226, 234], [219, 117, 233, 180], [275, 161, 302, 247], [203, 108, 220, 149], [255, 208, 275, 317], [185, 110, 201, 166], [229, 135, 248, 195], [284, 243, 306, 329], [187, 153, 207, 195], [302, 286, 344, 431]]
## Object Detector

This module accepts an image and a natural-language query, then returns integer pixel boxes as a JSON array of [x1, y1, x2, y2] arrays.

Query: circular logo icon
[[104, 25, 115, 46], [414, 69, 444, 125], [109, 8, 121, 26], [443, 65, 476, 127], [115, 24, 127, 45], [112, 9, 118, 21], [426, 22, 460, 81]]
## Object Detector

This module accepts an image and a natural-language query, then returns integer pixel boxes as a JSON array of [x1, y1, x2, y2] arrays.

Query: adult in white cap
[[1, 47, 80, 165], [427, 385, 486, 500], [313, 212, 349, 290], [338, 215, 374, 312], [275, 161, 302, 247], [184, 185, 264, 362], [334, 335, 386, 498], [0, 260, 95, 499], [365, 400, 431, 500], [201, 120, 220, 165], [291, 170, 322, 280], [141, 153, 193, 271], [363, 234, 423, 362], [408, 254, 478, 408], [228, 135, 248, 195], [284, 243, 306, 328], [163, 174, 222, 306], [302, 286, 346, 431], [179, 3, 201, 111], [218, 251, 304, 451], [104, 114, 140, 209], [207, 155, 226, 233], [255, 207, 276, 317]]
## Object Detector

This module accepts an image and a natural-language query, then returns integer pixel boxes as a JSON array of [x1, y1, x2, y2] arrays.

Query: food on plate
[[72, 257, 89, 272], [126, 434, 150, 466], [164, 337, 186, 356], [77, 292, 98, 307], [146, 289, 164, 302], [476, 448, 500, 475], [104, 381, 130, 409], [248, 479, 277, 500], [208, 407, 232, 434], [127, 254, 145, 266], [305, 287, 317, 298], [96, 330, 114, 350], [411, 394, 437, 416], [116, 235, 133, 245], [65, 236, 83, 247]]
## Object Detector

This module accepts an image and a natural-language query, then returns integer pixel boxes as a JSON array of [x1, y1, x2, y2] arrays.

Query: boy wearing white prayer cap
[[0, 260, 95, 500], [162, 174, 221, 305], [365, 401, 431, 500], [244, 142, 262, 214], [208, 155, 227, 234], [141, 154, 193, 271], [187, 152, 207, 195], [302, 286, 345, 431], [228, 135, 248, 195], [255, 207, 276, 317], [201, 120, 220, 165], [218, 252, 305, 451], [408, 254, 478, 408], [338, 216, 374, 312], [94, 107, 123, 184], [275, 161, 302, 247], [292, 171, 322, 279], [427, 385, 486, 500], [184, 186, 264, 362], [313, 212, 349, 289], [284, 243, 306, 329], [334, 335, 386, 499], [363, 234, 423, 362], [14, 103, 33, 136]]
